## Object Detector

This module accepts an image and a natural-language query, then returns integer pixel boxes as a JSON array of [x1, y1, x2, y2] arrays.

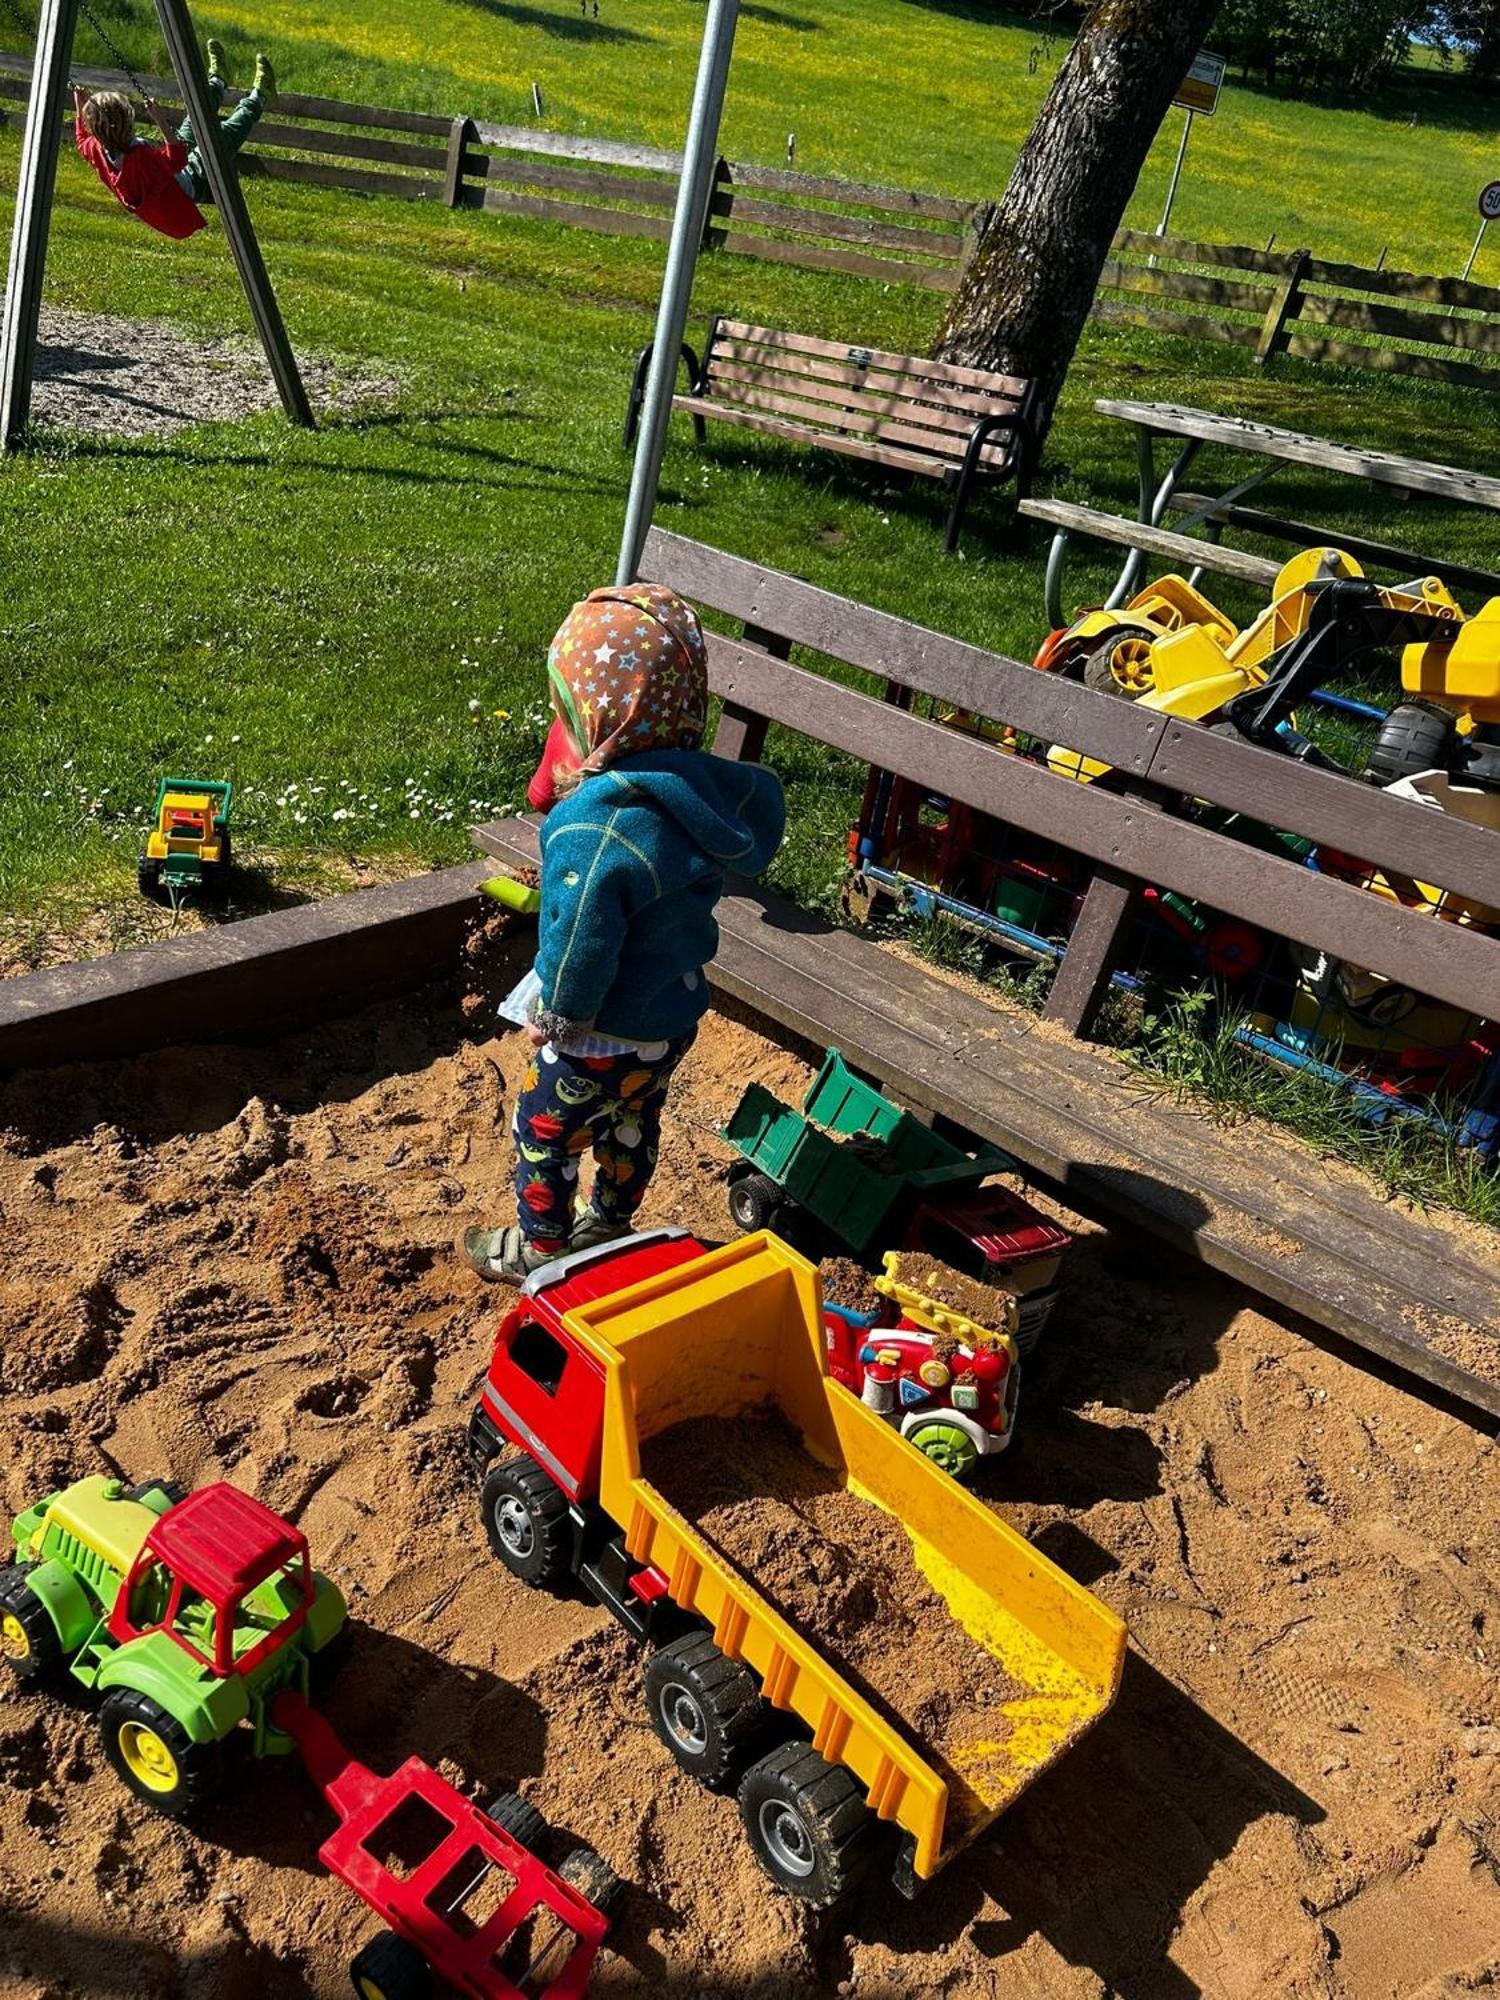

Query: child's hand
[[525, 1024, 547, 1051]]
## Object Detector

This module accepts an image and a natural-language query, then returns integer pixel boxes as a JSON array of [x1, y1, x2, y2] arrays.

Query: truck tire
[[737, 1743, 877, 1906], [136, 856, 163, 901], [903, 1418, 982, 1483], [0, 1567, 63, 1687], [203, 829, 234, 898], [559, 1842, 626, 1920], [1363, 702, 1455, 787], [1080, 624, 1158, 700], [348, 1930, 433, 2000], [481, 1455, 571, 1589], [728, 1171, 783, 1234], [643, 1633, 764, 1789], [99, 1688, 222, 1819], [483, 1790, 549, 1853]]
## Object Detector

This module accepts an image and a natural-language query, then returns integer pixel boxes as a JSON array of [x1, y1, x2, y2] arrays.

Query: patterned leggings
[[512, 1033, 695, 1251]]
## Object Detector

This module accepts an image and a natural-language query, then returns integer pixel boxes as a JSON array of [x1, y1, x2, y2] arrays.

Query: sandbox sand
[[0, 946, 1495, 1996]]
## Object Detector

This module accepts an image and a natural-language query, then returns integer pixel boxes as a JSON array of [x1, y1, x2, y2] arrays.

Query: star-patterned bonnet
[[546, 584, 710, 777]]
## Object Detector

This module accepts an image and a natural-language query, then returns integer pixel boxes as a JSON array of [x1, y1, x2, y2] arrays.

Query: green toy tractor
[[0, 1475, 346, 1818], [138, 777, 234, 903]]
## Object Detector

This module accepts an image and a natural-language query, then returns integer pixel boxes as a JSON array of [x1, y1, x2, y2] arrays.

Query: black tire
[[307, 1617, 353, 1695], [0, 1566, 63, 1687], [349, 1929, 433, 2000], [122, 1477, 190, 1512], [727, 1171, 782, 1234], [483, 1789, 549, 1853], [1363, 701, 1456, 787], [203, 828, 234, 897], [480, 1455, 571, 1589], [737, 1743, 877, 1906], [1079, 624, 1158, 701], [559, 1843, 626, 1921], [136, 856, 163, 901], [99, 1688, 222, 1819], [643, 1633, 764, 1789]]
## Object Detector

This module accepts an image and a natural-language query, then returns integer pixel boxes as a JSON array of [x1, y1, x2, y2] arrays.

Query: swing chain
[[75, 0, 155, 102], [0, 0, 156, 101]]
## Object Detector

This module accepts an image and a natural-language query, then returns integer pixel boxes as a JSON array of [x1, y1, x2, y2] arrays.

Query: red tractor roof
[[524, 1230, 708, 1325], [145, 1483, 307, 1603]]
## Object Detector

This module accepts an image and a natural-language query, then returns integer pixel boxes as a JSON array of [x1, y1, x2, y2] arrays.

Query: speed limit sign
[[1481, 181, 1500, 221]]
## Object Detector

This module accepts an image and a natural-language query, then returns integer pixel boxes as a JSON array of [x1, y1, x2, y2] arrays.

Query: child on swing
[[463, 584, 785, 1285], [75, 39, 275, 242]]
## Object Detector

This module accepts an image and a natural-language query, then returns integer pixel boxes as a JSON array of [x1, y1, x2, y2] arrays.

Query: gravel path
[[16, 305, 397, 439]]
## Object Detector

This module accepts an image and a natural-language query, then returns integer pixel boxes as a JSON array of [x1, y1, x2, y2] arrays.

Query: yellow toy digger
[[1039, 549, 1500, 792]]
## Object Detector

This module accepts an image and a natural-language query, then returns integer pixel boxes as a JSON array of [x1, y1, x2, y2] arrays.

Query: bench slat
[[703, 360, 1016, 458], [718, 321, 1030, 399], [672, 398, 951, 477], [1165, 493, 1500, 596], [681, 385, 1015, 470], [708, 336, 1025, 421], [1018, 499, 1282, 588]]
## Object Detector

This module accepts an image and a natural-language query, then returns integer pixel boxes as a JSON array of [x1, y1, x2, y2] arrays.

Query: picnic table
[[1038, 398, 1500, 629]]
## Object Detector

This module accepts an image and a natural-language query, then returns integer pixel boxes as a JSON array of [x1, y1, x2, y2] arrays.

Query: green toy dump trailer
[[724, 1049, 1071, 1352]]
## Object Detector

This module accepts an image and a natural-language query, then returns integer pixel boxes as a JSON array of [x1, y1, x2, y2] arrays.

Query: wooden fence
[[6, 53, 1500, 387], [1098, 228, 1500, 392]]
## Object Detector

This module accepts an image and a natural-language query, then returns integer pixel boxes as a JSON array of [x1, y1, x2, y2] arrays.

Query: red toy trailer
[[271, 1692, 614, 2000]]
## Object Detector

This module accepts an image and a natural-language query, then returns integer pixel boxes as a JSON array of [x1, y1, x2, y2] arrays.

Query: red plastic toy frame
[[110, 1528, 313, 1678], [272, 1693, 609, 2000]]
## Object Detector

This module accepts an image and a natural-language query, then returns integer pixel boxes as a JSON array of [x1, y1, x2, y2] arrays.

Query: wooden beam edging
[[0, 866, 485, 1072], [640, 529, 1500, 914]]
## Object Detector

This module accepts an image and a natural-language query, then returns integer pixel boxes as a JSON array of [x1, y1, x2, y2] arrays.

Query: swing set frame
[[0, 0, 312, 447]]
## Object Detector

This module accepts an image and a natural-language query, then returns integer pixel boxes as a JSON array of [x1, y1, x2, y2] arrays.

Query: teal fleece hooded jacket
[[533, 750, 785, 1046]]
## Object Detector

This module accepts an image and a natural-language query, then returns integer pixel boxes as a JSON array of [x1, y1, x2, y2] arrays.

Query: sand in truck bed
[[641, 1412, 1027, 1826]]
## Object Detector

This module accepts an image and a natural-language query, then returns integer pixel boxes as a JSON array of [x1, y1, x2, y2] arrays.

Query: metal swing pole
[[0, 0, 81, 448], [151, 0, 313, 427], [615, 0, 740, 585]]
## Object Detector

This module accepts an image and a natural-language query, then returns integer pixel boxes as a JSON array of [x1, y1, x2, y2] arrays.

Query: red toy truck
[[467, 1230, 1126, 1907]]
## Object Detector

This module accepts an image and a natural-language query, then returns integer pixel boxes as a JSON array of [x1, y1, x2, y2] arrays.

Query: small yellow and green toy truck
[[138, 776, 234, 901], [0, 1475, 346, 1817]]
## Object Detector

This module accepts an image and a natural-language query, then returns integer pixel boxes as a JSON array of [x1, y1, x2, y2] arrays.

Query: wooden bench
[[473, 529, 1500, 1418], [625, 319, 1038, 551]]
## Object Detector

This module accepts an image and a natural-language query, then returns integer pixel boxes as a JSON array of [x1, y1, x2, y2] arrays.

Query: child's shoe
[[252, 53, 277, 105], [462, 1224, 562, 1286], [569, 1209, 633, 1255], [205, 37, 228, 85]]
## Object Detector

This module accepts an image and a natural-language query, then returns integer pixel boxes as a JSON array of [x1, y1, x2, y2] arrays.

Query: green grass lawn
[[2, 3, 1497, 1212], [27, 0, 1500, 276]]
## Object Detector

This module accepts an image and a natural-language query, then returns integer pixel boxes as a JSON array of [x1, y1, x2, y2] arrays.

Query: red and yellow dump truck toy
[[468, 1230, 1125, 1907]]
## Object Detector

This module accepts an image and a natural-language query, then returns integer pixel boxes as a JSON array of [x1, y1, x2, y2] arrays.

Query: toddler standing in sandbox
[[74, 40, 276, 243], [464, 584, 785, 1285]]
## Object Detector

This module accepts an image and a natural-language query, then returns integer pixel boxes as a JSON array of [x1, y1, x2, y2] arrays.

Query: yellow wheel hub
[[1, 1612, 30, 1661], [118, 1719, 180, 1793], [1111, 637, 1156, 693]]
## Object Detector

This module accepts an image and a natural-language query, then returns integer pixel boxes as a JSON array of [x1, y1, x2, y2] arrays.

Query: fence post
[[1255, 246, 1310, 366], [700, 155, 730, 251], [954, 199, 992, 292], [443, 114, 477, 208]]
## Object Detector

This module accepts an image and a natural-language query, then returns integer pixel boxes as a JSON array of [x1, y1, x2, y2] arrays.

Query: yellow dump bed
[[559, 1233, 1126, 1882]]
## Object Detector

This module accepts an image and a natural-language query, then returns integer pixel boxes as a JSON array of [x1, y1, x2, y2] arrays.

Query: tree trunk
[[936, 0, 1224, 446]]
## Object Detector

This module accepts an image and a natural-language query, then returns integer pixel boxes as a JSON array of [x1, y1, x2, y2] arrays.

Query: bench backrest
[[637, 528, 1500, 1029], [700, 320, 1032, 471]]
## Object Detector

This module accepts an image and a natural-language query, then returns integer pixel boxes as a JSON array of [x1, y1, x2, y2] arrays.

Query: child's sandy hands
[[525, 1023, 547, 1051]]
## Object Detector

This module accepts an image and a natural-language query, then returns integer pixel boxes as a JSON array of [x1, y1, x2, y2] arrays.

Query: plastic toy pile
[[844, 549, 1500, 1155]]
